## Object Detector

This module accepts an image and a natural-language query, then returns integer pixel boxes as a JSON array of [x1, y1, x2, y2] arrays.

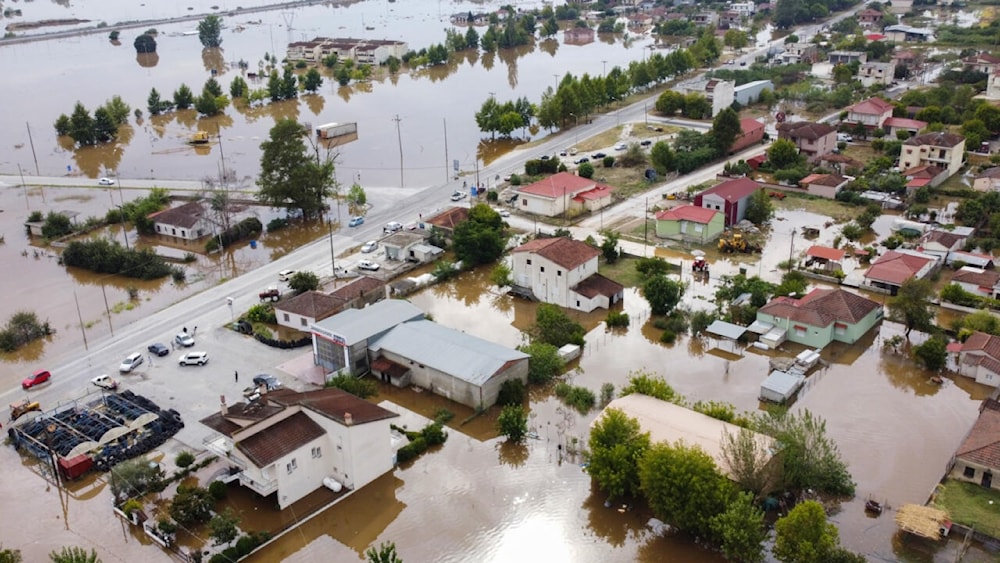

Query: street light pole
[[115, 205, 130, 251]]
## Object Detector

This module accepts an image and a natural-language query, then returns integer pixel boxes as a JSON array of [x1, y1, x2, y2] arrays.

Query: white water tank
[[323, 477, 343, 493]]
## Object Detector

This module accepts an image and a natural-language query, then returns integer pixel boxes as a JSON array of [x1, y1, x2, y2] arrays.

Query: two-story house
[[780, 43, 819, 64], [857, 8, 883, 27], [899, 132, 966, 180], [858, 61, 896, 87], [958, 332, 1000, 387], [776, 121, 837, 162], [200, 387, 399, 509], [693, 177, 761, 226], [511, 237, 624, 312], [517, 172, 614, 218], [844, 97, 894, 132], [962, 52, 1000, 75], [829, 51, 867, 65]]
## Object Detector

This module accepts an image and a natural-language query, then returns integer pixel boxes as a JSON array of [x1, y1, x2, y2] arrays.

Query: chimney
[[220, 395, 228, 416], [344, 412, 353, 426]]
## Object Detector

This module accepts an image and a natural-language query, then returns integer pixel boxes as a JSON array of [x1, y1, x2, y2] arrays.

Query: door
[[983, 471, 993, 489]]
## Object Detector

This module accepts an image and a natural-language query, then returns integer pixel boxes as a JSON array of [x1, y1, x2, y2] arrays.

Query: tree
[[208, 508, 240, 546], [642, 275, 684, 316], [67, 102, 96, 146], [531, 303, 585, 347], [888, 278, 935, 337], [110, 458, 165, 500], [711, 107, 742, 154], [600, 230, 620, 263], [774, 270, 807, 297], [173, 84, 194, 109], [639, 441, 734, 539], [751, 409, 854, 496], [147, 88, 165, 115], [723, 29, 748, 51], [366, 541, 403, 563], [744, 189, 774, 225], [773, 501, 839, 563], [302, 68, 323, 92], [169, 485, 215, 525], [832, 64, 853, 84], [490, 262, 512, 288], [288, 271, 320, 294], [281, 65, 299, 99], [257, 119, 337, 220], [452, 204, 508, 266], [914, 335, 947, 371], [768, 138, 802, 169], [0, 548, 22, 563], [348, 183, 367, 206], [229, 76, 248, 98], [711, 492, 767, 563], [48, 547, 101, 563], [587, 408, 650, 499], [134, 33, 156, 53], [198, 15, 223, 48], [578, 161, 595, 178], [498, 405, 528, 443], [720, 427, 775, 497], [519, 341, 565, 384]]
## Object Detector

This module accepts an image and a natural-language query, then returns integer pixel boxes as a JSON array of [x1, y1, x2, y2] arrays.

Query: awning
[[747, 320, 774, 335], [706, 320, 747, 341]]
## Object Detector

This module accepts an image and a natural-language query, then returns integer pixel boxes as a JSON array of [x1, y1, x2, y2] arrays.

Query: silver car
[[119, 352, 144, 373]]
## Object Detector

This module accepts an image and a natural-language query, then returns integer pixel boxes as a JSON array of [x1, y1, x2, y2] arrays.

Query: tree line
[[53, 96, 131, 146]]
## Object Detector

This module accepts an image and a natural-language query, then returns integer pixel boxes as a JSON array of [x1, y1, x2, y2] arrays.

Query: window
[[834, 322, 847, 335], [283, 313, 290, 322], [794, 325, 807, 337], [540, 266, 545, 272], [557, 270, 562, 277], [311, 447, 322, 459], [300, 318, 308, 327], [964, 466, 976, 478], [171, 228, 177, 235], [287, 458, 298, 474], [526, 259, 532, 265], [522, 199, 528, 206]]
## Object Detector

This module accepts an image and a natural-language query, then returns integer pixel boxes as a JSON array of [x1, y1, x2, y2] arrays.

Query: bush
[[208, 480, 228, 500], [61, 238, 173, 279], [0, 311, 53, 353], [578, 162, 595, 179], [497, 379, 527, 406], [599, 383, 615, 406], [175, 451, 196, 468], [497, 405, 528, 443], [554, 383, 596, 414], [267, 217, 289, 232], [41, 212, 74, 239], [396, 437, 427, 464], [206, 217, 263, 251], [606, 310, 629, 328], [244, 303, 277, 324], [659, 329, 677, 344], [325, 374, 378, 398], [420, 422, 448, 446], [434, 408, 454, 424]]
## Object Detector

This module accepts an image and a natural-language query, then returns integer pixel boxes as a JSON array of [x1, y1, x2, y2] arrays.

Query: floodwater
[[0, 0, 658, 189]]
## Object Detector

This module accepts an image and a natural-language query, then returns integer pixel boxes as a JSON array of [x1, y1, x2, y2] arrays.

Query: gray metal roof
[[762, 370, 805, 395], [311, 300, 424, 345], [706, 320, 747, 341], [747, 320, 774, 335], [371, 320, 528, 386]]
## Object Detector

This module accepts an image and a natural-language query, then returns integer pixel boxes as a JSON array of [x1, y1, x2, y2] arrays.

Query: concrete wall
[[278, 310, 315, 332], [950, 459, 1000, 490]]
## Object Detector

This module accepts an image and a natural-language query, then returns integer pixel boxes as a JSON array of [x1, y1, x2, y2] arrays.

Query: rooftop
[[236, 411, 326, 467], [512, 237, 601, 270], [777, 121, 836, 140], [268, 387, 400, 426], [312, 299, 424, 346], [952, 268, 1000, 289], [806, 245, 846, 262], [700, 177, 761, 202], [519, 172, 599, 199], [905, 132, 966, 149], [848, 97, 893, 115], [758, 288, 881, 328], [275, 290, 343, 321], [655, 205, 720, 224], [864, 250, 935, 285], [148, 201, 207, 229], [573, 273, 624, 299], [956, 399, 1000, 470], [425, 206, 469, 230]]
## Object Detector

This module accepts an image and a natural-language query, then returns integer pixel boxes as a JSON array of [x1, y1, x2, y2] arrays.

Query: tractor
[[259, 287, 281, 302], [692, 256, 710, 279], [10, 399, 41, 421], [718, 232, 762, 254]]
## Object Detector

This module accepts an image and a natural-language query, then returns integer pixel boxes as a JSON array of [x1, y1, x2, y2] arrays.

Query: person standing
[[234, 370, 239, 383]]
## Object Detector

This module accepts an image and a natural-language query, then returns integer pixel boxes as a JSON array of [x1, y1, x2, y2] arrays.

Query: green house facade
[[654, 205, 725, 244], [756, 288, 883, 349]]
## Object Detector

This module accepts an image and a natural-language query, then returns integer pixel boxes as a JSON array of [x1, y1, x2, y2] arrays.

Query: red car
[[22, 369, 51, 389]]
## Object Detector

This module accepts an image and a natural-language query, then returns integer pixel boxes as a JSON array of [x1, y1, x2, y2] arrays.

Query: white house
[[200, 387, 399, 509], [951, 267, 1000, 299], [678, 78, 735, 117], [858, 61, 896, 87], [149, 201, 211, 241], [511, 237, 624, 312], [516, 172, 614, 218], [899, 132, 967, 180], [958, 332, 1000, 387]]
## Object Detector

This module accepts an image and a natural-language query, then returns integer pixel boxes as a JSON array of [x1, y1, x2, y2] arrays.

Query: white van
[[384, 221, 403, 234], [837, 133, 853, 143], [278, 269, 296, 282]]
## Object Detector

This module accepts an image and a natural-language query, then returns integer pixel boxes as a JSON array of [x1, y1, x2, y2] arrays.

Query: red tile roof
[[806, 245, 846, 262], [921, 229, 964, 250], [978, 167, 1000, 180], [952, 268, 1000, 289], [961, 332, 1000, 360], [425, 207, 469, 230], [758, 288, 881, 328], [956, 399, 1000, 470], [883, 117, 927, 130], [573, 273, 624, 299], [905, 132, 966, 149], [572, 185, 614, 202], [803, 174, 847, 187], [864, 250, 934, 285], [237, 411, 326, 467], [849, 97, 893, 116], [148, 201, 207, 229], [963, 53, 1000, 65], [275, 291, 344, 320], [865, 33, 886, 41], [331, 276, 385, 301], [268, 387, 399, 426], [655, 205, 720, 224], [512, 236, 601, 270], [701, 177, 761, 202], [777, 121, 836, 140], [740, 118, 765, 134], [519, 172, 598, 199]]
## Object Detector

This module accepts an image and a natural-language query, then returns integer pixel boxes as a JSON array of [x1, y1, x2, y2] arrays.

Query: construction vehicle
[[259, 287, 281, 302], [718, 232, 762, 254], [188, 131, 211, 144], [10, 398, 41, 421]]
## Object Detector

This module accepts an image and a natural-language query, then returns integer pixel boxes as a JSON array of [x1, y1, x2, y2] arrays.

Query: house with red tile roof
[[845, 97, 894, 131], [200, 387, 399, 509], [730, 118, 766, 153], [517, 172, 614, 218], [958, 333, 1000, 388], [962, 52, 1000, 75], [275, 276, 386, 330], [918, 228, 969, 260], [777, 121, 837, 162], [654, 205, 725, 243], [755, 288, 883, 349], [511, 237, 624, 311], [882, 117, 927, 139], [423, 206, 469, 235], [693, 177, 762, 226], [804, 245, 846, 272], [951, 398, 1000, 488], [951, 267, 1000, 299], [857, 8, 883, 27], [900, 132, 967, 180], [863, 249, 938, 294]]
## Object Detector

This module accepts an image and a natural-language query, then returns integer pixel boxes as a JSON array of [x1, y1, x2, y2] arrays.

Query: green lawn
[[598, 254, 679, 288], [932, 478, 1000, 538]]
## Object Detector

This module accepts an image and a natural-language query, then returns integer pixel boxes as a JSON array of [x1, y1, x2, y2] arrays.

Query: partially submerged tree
[[530, 303, 585, 347], [751, 409, 855, 496], [888, 278, 935, 337], [366, 542, 403, 563], [257, 119, 337, 220], [197, 15, 223, 48], [48, 547, 101, 563], [498, 405, 528, 443], [711, 491, 767, 563], [720, 426, 775, 498], [773, 501, 839, 563], [587, 408, 650, 499]]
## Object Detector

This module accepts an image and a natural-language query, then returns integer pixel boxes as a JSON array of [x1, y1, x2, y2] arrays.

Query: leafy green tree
[[48, 547, 100, 563], [774, 270, 807, 297], [229, 76, 248, 98], [498, 405, 528, 443], [639, 441, 734, 539], [281, 65, 299, 99], [642, 275, 684, 316], [288, 271, 320, 294], [711, 107, 743, 154], [147, 88, 164, 115], [723, 29, 748, 51], [203, 77, 223, 97], [169, 485, 215, 525], [366, 542, 403, 563], [656, 90, 686, 115], [587, 408, 650, 499], [751, 409, 854, 496], [198, 15, 223, 48], [773, 501, 839, 563], [620, 370, 682, 403], [302, 68, 323, 92], [173, 84, 194, 109], [531, 303, 585, 347], [490, 262, 512, 288], [208, 508, 240, 546], [0, 547, 22, 563], [54, 114, 71, 136], [720, 427, 775, 497], [768, 138, 802, 169], [578, 161, 595, 178], [744, 188, 774, 225], [887, 278, 935, 337], [110, 457, 165, 500], [914, 335, 947, 371], [832, 64, 853, 84], [68, 102, 96, 146], [268, 69, 284, 100], [711, 492, 767, 563], [134, 33, 156, 53], [103, 96, 130, 125], [650, 141, 676, 173], [519, 341, 565, 384], [257, 119, 337, 220], [452, 204, 508, 266], [600, 230, 620, 263], [41, 211, 73, 239]]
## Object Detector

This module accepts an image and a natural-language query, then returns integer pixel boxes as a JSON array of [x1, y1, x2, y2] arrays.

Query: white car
[[92, 374, 119, 390], [384, 221, 403, 234], [357, 259, 380, 271], [498, 209, 510, 218], [361, 241, 379, 253], [278, 269, 296, 282], [450, 191, 467, 201], [119, 352, 144, 373], [175, 333, 195, 347], [98, 177, 115, 186], [179, 351, 209, 366], [614, 142, 627, 151]]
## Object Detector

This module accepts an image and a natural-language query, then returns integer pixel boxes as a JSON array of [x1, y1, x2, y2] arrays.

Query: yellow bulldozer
[[718, 232, 762, 254]]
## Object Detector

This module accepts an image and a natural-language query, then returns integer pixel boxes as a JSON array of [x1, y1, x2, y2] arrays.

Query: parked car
[[148, 343, 169, 357], [361, 241, 379, 253], [384, 221, 403, 233], [253, 374, 282, 391], [591, 152, 607, 159], [22, 369, 51, 389], [348, 216, 365, 227], [119, 352, 144, 373], [278, 269, 296, 282], [539, 155, 551, 161], [450, 191, 467, 201], [837, 133, 853, 142], [175, 333, 195, 347], [91, 374, 119, 391], [498, 209, 511, 218], [179, 351, 209, 366], [358, 259, 380, 271], [233, 320, 253, 335], [574, 157, 590, 165], [614, 142, 627, 151], [640, 139, 652, 147], [98, 177, 115, 186]]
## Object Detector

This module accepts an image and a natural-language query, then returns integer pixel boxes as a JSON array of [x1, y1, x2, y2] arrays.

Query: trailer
[[315, 122, 358, 139]]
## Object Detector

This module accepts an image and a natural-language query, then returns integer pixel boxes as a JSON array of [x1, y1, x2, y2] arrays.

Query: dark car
[[148, 343, 169, 357], [591, 152, 607, 159], [22, 369, 51, 390], [640, 140, 652, 147], [233, 320, 253, 335], [253, 374, 282, 391]]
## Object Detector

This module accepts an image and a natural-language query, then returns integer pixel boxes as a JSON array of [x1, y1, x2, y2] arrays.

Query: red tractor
[[258, 287, 281, 302], [692, 257, 710, 278]]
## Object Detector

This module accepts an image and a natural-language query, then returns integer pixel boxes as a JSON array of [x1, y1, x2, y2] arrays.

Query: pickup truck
[[259, 287, 281, 302]]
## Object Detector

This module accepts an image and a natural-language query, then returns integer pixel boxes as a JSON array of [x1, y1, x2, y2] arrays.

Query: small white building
[[510, 237, 624, 312], [858, 61, 896, 87], [149, 201, 211, 241], [760, 370, 805, 403], [678, 78, 735, 117]]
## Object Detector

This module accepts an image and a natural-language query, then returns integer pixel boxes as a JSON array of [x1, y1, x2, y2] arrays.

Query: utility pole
[[644, 197, 649, 256], [26, 122, 40, 176], [328, 217, 337, 278], [393, 114, 404, 188], [788, 229, 796, 269], [443, 118, 450, 183], [17, 163, 28, 210]]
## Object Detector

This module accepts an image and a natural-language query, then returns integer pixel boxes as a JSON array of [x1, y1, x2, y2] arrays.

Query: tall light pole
[[393, 114, 404, 188], [115, 205, 130, 251]]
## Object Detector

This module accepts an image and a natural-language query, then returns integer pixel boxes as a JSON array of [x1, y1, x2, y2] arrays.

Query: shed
[[760, 326, 788, 349], [895, 504, 951, 540], [760, 370, 805, 403], [407, 243, 444, 264], [706, 320, 746, 354]]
